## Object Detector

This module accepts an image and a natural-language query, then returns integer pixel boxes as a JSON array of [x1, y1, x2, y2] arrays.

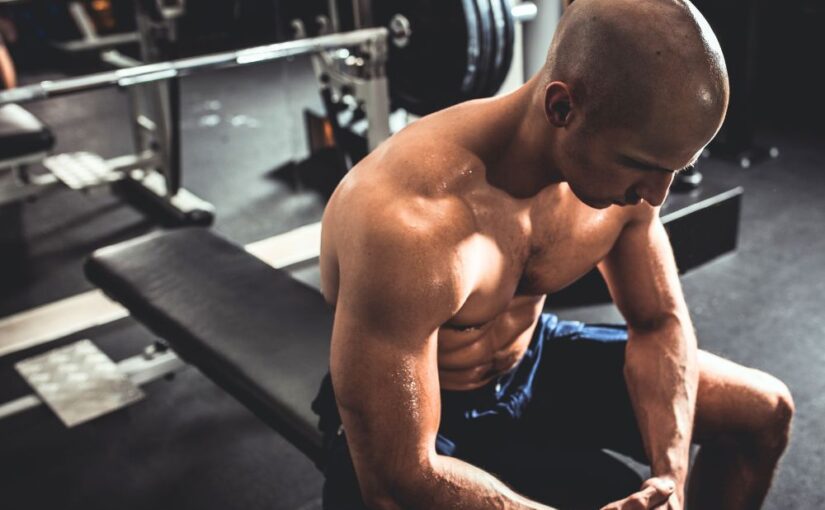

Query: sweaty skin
[[320, 1, 794, 509]]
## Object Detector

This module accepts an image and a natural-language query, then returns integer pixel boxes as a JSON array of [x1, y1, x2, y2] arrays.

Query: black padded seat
[[85, 228, 333, 463], [0, 104, 55, 160]]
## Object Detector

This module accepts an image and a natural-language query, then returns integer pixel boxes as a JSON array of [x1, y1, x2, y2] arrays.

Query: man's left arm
[[598, 208, 699, 508]]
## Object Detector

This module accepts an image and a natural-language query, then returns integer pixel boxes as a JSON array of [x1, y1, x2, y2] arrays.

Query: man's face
[[555, 112, 714, 210]]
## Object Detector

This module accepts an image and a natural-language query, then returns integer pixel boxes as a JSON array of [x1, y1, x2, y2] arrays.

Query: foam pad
[[85, 228, 332, 463], [0, 104, 55, 160]]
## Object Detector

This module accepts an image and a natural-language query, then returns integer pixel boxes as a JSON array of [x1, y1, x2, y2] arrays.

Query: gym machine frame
[[0, 26, 392, 223], [0, 26, 391, 420]]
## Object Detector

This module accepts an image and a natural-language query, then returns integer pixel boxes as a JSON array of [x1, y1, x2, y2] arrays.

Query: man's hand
[[600, 477, 679, 510]]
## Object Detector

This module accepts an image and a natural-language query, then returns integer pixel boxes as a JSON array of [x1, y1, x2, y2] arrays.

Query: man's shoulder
[[343, 190, 476, 258], [328, 183, 477, 319], [330, 138, 482, 247]]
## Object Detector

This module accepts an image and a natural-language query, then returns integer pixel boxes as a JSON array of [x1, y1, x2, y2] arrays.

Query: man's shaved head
[[530, 0, 730, 209], [544, 0, 728, 134]]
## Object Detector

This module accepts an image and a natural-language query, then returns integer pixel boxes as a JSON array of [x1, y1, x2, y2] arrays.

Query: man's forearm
[[382, 455, 557, 510], [624, 314, 698, 502]]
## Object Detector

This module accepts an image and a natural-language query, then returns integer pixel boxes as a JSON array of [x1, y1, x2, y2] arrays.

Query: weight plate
[[472, 0, 496, 99], [461, 0, 484, 98], [491, 0, 515, 97], [375, 0, 485, 116], [486, 0, 505, 96]]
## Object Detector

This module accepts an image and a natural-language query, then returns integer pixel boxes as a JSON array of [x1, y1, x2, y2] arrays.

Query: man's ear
[[545, 81, 574, 128]]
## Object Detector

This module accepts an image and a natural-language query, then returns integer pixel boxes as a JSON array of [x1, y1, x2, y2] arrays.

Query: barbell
[[0, 1, 537, 116]]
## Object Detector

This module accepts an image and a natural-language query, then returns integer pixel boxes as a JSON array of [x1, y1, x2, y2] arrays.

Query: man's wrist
[[651, 467, 687, 487], [643, 474, 684, 505]]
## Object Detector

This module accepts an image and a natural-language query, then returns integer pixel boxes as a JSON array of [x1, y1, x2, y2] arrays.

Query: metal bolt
[[389, 14, 412, 48]]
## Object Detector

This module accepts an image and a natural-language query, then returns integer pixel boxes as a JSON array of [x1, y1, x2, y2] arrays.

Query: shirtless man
[[312, 0, 794, 508]]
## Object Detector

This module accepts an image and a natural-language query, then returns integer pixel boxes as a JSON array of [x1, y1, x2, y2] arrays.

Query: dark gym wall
[[685, 0, 824, 134], [753, 0, 825, 131]]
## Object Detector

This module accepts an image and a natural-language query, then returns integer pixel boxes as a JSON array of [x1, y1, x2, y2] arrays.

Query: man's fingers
[[637, 483, 672, 508], [599, 478, 675, 510], [638, 478, 675, 508]]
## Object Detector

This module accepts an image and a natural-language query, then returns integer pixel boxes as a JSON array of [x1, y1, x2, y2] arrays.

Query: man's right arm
[[330, 221, 556, 510]]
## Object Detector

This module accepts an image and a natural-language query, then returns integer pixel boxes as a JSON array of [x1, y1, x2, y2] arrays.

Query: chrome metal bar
[[0, 27, 389, 106], [512, 2, 539, 24], [352, 0, 373, 29], [100, 49, 143, 69], [327, 0, 341, 33], [363, 77, 391, 150], [68, 1, 98, 41], [0, 151, 50, 170], [0, 395, 41, 419]]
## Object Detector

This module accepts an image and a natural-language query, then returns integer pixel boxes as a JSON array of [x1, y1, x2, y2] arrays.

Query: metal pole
[[0, 27, 389, 106], [68, 1, 99, 41], [512, 2, 539, 24], [352, 0, 373, 29], [166, 76, 182, 194], [327, 0, 341, 33]]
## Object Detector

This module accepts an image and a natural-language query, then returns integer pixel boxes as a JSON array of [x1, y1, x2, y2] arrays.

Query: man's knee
[[762, 376, 795, 448], [745, 372, 795, 455]]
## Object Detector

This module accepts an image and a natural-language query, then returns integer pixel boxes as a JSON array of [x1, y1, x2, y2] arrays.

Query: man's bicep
[[329, 248, 463, 499], [599, 211, 688, 329], [330, 304, 442, 468]]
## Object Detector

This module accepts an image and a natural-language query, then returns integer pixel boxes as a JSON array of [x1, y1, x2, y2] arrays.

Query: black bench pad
[[85, 228, 333, 463], [0, 104, 55, 160]]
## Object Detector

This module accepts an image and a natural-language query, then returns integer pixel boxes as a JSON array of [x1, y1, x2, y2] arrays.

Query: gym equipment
[[0, 27, 389, 123], [0, 338, 184, 421], [83, 228, 333, 462], [372, 0, 531, 116], [0, 103, 57, 205], [131, 0, 536, 118], [0, 104, 54, 161], [53, 1, 140, 54], [0, 27, 391, 221], [304, 0, 535, 170], [1, 0, 139, 56], [15, 339, 145, 427], [0, 2, 537, 213], [487, 0, 515, 98]]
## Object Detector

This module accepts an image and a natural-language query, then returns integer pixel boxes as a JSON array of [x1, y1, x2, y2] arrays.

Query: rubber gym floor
[[0, 58, 823, 509]]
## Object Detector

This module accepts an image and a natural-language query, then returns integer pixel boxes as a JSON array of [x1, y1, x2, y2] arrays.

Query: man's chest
[[518, 208, 625, 295], [468, 198, 626, 307]]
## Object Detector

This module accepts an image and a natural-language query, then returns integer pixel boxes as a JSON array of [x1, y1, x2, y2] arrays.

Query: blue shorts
[[312, 313, 648, 509]]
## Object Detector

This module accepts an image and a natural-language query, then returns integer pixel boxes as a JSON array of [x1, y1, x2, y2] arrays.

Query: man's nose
[[635, 172, 674, 207]]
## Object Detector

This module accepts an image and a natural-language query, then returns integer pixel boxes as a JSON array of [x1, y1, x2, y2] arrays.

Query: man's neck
[[484, 77, 566, 199]]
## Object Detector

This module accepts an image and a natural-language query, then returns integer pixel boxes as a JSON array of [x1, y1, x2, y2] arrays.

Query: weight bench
[[0, 104, 55, 162], [84, 227, 333, 465], [0, 104, 58, 205]]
